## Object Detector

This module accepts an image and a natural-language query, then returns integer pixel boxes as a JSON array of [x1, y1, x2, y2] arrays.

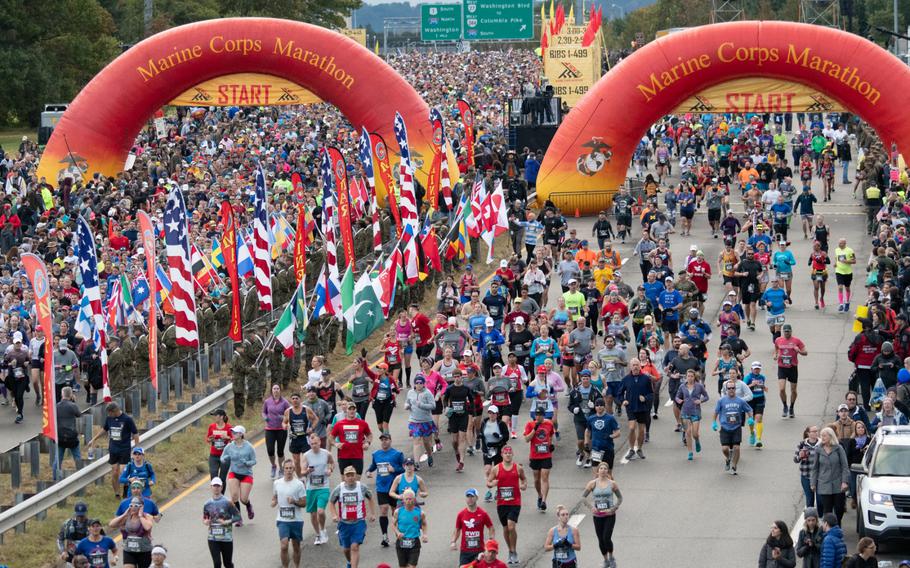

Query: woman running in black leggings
[[583, 463, 623, 568]]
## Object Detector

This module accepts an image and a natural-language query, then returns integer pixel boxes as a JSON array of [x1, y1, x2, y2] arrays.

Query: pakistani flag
[[274, 281, 308, 356], [343, 266, 385, 354]]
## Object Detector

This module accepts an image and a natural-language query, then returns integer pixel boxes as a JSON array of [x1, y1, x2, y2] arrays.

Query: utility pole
[[144, 0, 153, 37]]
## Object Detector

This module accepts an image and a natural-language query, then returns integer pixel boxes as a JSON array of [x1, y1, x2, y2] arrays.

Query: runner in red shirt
[[205, 408, 232, 481], [599, 290, 629, 325], [409, 304, 434, 359], [452, 489, 496, 567], [523, 414, 555, 512], [773, 323, 808, 419], [486, 446, 526, 565], [686, 251, 712, 314], [330, 403, 373, 477], [464, 539, 508, 568], [383, 332, 403, 382]]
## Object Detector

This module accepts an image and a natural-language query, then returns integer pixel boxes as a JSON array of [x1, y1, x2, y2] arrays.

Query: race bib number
[[778, 272, 791, 281], [725, 262, 733, 272], [813, 274, 826, 282], [376, 389, 389, 401], [536, 443, 550, 454], [210, 526, 225, 538], [213, 438, 225, 450], [499, 486, 514, 501], [353, 385, 367, 398], [399, 537, 417, 549], [125, 536, 142, 552], [90, 553, 106, 567], [109, 426, 123, 442], [309, 474, 325, 486], [344, 430, 359, 444], [604, 361, 615, 371], [452, 400, 466, 414], [590, 450, 604, 462], [781, 356, 792, 366], [555, 549, 570, 561], [466, 531, 481, 550], [12, 367, 23, 378], [595, 496, 611, 511], [377, 463, 391, 476], [726, 412, 739, 425], [493, 392, 508, 404], [279, 506, 295, 520]]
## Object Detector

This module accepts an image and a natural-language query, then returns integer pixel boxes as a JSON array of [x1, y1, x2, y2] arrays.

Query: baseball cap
[[210, 477, 224, 486], [485, 539, 499, 552], [567, 278, 577, 285], [343, 466, 358, 475], [58, 339, 68, 349], [485, 317, 494, 327], [465, 488, 479, 497], [689, 308, 699, 314], [447, 316, 457, 325], [689, 244, 697, 251], [751, 361, 762, 369], [231, 425, 246, 435], [782, 323, 792, 331], [643, 315, 653, 324], [492, 362, 503, 369], [500, 259, 508, 268], [487, 405, 499, 413], [132, 447, 144, 455], [12, 331, 21, 343], [614, 271, 622, 278], [74, 502, 88, 514], [838, 403, 849, 411], [466, 264, 473, 270], [580, 369, 592, 377], [377, 362, 389, 369], [723, 300, 733, 306], [403, 457, 416, 465], [379, 432, 391, 440], [537, 365, 547, 374], [515, 316, 525, 325], [414, 375, 426, 384], [463, 349, 473, 357]]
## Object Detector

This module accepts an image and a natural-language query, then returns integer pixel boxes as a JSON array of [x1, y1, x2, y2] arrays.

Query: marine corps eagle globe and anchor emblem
[[576, 137, 612, 176]]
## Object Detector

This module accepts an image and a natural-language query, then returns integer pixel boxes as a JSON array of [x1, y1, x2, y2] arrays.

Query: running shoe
[[838, 304, 845, 313], [235, 520, 243, 527], [555, 431, 561, 441], [789, 410, 795, 419], [456, 461, 464, 473], [674, 424, 682, 432], [484, 490, 493, 503], [537, 497, 543, 510], [510, 431, 517, 439], [819, 298, 825, 309], [624, 449, 636, 461], [584, 459, 592, 468], [466, 447, 475, 457], [846, 302, 851, 311], [434, 440, 442, 452], [756, 440, 763, 449], [320, 529, 327, 543], [695, 439, 701, 453], [814, 303, 819, 310], [15, 414, 23, 424], [381, 535, 390, 548], [270, 465, 277, 479], [636, 449, 646, 460], [427, 455, 434, 468], [576, 453, 585, 467], [475, 439, 481, 450], [245, 502, 255, 519], [652, 412, 658, 419], [508, 552, 519, 565], [644, 433, 650, 443], [731, 466, 738, 476], [687, 452, 693, 461], [749, 431, 756, 446], [724, 459, 731, 472], [781, 405, 789, 418], [419, 453, 429, 463], [540, 500, 547, 511]]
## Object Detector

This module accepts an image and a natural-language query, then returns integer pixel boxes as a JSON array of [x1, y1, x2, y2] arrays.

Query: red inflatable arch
[[37, 18, 435, 202], [537, 21, 910, 214]]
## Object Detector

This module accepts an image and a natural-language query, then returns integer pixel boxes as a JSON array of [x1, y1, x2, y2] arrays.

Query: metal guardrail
[[0, 384, 233, 538]]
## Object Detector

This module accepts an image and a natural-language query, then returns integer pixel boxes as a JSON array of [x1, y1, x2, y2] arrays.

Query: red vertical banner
[[426, 108, 444, 212], [219, 202, 243, 342], [21, 253, 56, 441], [293, 203, 308, 284], [327, 146, 356, 269], [136, 211, 159, 390], [370, 132, 402, 238], [457, 99, 475, 169]]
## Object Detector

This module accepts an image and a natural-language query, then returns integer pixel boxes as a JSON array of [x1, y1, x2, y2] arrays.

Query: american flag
[[253, 166, 273, 311], [393, 112, 418, 232], [319, 150, 343, 318], [75, 216, 110, 401], [440, 140, 453, 209], [164, 186, 199, 346], [359, 126, 376, 191]]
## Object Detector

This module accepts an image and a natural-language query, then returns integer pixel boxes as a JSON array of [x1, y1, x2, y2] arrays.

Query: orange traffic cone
[[574, 207, 580, 218]]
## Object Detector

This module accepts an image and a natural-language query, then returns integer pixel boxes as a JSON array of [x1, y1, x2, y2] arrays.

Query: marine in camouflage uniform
[[160, 315, 178, 369], [242, 287, 259, 325], [106, 336, 127, 394], [134, 333, 150, 383], [197, 298, 216, 346], [231, 339, 252, 418], [214, 293, 231, 339], [116, 327, 136, 388], [245, 321, 270, 404]]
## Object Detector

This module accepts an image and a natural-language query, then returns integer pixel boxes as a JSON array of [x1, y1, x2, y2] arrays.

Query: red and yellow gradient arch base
[[538, 20, 910, 215], [36, 18, 435, 204]]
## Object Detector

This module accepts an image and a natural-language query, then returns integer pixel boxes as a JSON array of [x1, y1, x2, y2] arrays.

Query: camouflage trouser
[[867, 206, 878, 235], [232, 375, 246, 418], [246, 369, 266, 406]]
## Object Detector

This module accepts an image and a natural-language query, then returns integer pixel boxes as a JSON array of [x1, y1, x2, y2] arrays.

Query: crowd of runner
[[19, 40, 910, 568]]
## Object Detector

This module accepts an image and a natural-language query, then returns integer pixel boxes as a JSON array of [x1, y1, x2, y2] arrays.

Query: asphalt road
[[78, 162, 910, 566]]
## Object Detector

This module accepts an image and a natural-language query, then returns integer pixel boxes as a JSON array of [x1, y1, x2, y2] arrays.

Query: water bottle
[[87, 447, 95, 461]]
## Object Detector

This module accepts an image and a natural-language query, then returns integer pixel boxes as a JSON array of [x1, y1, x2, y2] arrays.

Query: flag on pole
[[457, 99, 475, 169], [327, 146, 357, 269], [402, 225, 420, 286], [481, 178, 510, 264], [467, 174, 485, 238], [75, 216, 111, 401], [131, 274, 150, 307], [426, 108, 445, 212], [440, 140, 453, 209], [369, 132, 402, 238], [320, 151, 343, 319], [274, 281, 308, 356], [253, 166, 273, 311], [343, 268, 385, 355], [163, 186, 199, 346], [211, 238, 225, 269], [21, 253, 56, 440], [293, 203, 308, 285], [420, 225, 443, 272], [136, 211, 159, 391], [237, 232, 254, 277], [220, 200, 243, 342], [393, 112, 418, 233]]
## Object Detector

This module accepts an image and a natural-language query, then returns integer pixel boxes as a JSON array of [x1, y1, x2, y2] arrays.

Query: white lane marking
[[568, 514, 586, 528]]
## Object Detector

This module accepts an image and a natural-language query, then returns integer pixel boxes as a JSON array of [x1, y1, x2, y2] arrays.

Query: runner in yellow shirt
[[592, 260, 613, 295], [562, 280, 587, 321], [833, 237, 856, 313]]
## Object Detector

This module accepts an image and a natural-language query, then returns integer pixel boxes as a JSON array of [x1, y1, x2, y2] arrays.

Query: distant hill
[[352, 1, 656, 35]]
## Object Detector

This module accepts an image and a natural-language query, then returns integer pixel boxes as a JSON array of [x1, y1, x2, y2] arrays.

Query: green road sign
[[420, 4, 463, 42], [462, 0, 534, 40]]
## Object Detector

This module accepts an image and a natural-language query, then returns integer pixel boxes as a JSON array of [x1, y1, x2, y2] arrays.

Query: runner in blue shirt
[[712, 381, 755, 475], [657, 279, 683, 335], [744, 361, 768, 449], [366, 432, 406, 547], [584, 399, 621, 473], [760, 277, 789, 340], [747, 225, 773, 252], [771, 240, 796, 301], [769, 196, 793, 240], [74, 519, 118, 568]]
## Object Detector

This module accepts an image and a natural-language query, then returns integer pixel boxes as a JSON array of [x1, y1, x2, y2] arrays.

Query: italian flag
[[273, 281, 307, 356]]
